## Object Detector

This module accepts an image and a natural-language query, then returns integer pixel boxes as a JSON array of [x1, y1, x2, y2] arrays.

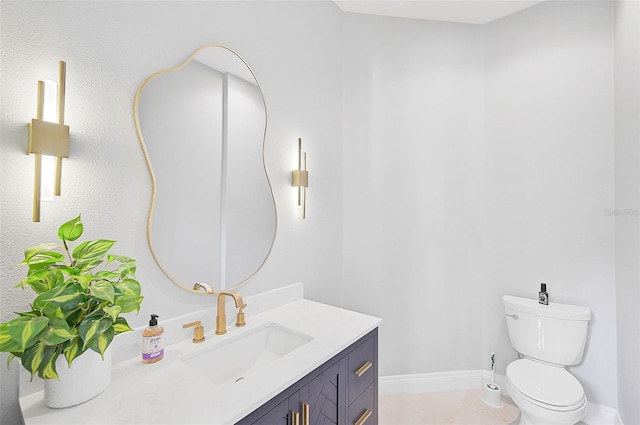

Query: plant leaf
[[63, 336, 85, 367], [71, 273, 93, 290], [16, 270, 49, 292], [6, 316, 49, 351], [78, 316, 112, 349], [42, 269, 65, 290], [21, 244, 62, 264], [33, 285, 85, 312], [7, 353, 17, 369], [37, 349, 59, 379], [19, 344, 39, 379], [108, 255, 137, 277], [103, 305, 121, 322], [38, 317, 76, 346], [114, 279, 141, 296], [58, 215, 83, 242], [16, 269, 64, 293], [113, 317, 133, 335], [72, 240, 115, 263], [41, 304, 64, 319], [87, 327, 114, 358], [21, 251, 65, 272], [76, 258, 105, 273], [21, 343, 57, 380], [95, 270, 120, 280], [0, 323, 22, 352], [114, 295, 144, 313], [89, 280, 115, 304]]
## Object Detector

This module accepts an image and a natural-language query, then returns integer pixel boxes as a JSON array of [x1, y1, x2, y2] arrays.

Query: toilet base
[[506, 378, 587, 425], [517, 408, 585, 425]]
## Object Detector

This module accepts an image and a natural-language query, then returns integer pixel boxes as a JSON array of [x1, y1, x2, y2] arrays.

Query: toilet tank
[[503, 295, 591, 366]]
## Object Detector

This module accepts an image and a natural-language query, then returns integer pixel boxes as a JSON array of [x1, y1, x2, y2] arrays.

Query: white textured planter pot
[[44, 347, 112, 408]]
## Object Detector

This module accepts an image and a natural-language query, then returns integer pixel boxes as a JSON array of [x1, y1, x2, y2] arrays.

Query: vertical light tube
[[55, 61, 66, 196], [302, 152, 307, 219], [40, 80, 58, 202], [32, 81, 45, 222], [297, 138, 303, 208], [220, 73, 229, 290]]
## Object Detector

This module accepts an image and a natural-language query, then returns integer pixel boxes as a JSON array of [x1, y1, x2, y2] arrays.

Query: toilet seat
[[506, 359, 586, 410]]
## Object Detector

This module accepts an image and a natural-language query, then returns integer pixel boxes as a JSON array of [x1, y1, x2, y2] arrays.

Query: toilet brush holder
[[482, 382, 504, 408]]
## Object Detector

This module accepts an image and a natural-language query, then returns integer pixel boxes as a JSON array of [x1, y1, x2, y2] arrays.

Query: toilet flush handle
[[505, 313, 519, 320]]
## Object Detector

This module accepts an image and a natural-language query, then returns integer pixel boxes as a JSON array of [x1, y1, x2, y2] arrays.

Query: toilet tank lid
[[502, 295, 591, 320]]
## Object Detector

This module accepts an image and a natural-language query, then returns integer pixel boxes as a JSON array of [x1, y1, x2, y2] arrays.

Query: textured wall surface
[[0, 2, 344, 424]]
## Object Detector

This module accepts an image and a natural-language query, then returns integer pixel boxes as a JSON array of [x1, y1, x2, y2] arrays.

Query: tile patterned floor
[[379, 389, 521, 425]]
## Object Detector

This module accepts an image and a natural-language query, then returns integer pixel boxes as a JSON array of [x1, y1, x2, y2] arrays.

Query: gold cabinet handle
[[302, 402, 310, 425], [355, 409, 372, 425], [354, 361, 373, 377], [292, 410, 300, 425]]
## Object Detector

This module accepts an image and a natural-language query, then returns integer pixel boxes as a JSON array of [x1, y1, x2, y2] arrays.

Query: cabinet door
[[300, 361, 342, 425], [248, 391, 299, 425]]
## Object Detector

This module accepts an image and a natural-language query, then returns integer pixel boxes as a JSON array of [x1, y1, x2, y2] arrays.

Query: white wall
[[341, 0, 619, 411], [614, 1, 640, 424], [482, 0, 617, 408], [0, 2, 344, 424], [341, 13, 486, 374]]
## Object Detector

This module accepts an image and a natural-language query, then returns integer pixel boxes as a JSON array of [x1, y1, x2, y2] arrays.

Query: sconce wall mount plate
[[29, 119, 69, 158]]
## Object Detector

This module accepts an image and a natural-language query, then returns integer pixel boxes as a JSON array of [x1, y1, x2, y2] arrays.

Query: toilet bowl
[[502, 295, 591, 425], [505, 359, 587, 425]]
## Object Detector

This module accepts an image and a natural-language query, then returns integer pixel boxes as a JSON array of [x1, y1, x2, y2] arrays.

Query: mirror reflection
[[135, 44, 276, 293]]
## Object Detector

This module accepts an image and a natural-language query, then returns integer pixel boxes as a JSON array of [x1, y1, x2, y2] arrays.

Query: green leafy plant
[[0, 215, 143, 379]]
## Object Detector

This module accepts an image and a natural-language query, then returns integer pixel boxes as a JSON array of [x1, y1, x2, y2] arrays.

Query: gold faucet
[[193, 282, 214, 294], [216, 292, 247, 335], [183, 320, 205, 343]]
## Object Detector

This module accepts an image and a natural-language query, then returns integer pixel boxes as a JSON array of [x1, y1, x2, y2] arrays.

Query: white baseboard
[[379, 369, 507, 396], [379, 370, 622, 425], [585, 402, 624, 425]]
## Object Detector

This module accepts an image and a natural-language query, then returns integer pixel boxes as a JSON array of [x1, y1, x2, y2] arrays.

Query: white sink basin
[[181, 323, 313, 386]]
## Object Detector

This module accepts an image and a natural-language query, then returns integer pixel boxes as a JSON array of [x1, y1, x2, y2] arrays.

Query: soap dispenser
[[538, 283, 549, 305], [142, 314, 164, 364]]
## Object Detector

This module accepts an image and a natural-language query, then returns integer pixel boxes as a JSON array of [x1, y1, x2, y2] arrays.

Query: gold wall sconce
[[291, 138, 308, 219], [28, 61, 69, 222]]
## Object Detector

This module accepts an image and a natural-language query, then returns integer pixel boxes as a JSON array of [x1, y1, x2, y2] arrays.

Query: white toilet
[[502, 295, 591, 425]]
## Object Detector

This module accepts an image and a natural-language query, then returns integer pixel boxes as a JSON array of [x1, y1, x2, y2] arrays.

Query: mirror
[[134, 44, 276, 293]]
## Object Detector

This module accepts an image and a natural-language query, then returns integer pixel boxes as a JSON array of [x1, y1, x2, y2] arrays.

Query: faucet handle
[[183, 321, 205, 343], [236, 303, 247, 328]]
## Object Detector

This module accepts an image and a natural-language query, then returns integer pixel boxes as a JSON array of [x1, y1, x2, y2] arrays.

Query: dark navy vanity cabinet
[[237, 328, 378, 425]]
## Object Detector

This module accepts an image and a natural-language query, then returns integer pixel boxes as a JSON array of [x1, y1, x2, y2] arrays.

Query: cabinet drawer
[[347, 383, 374, 425], [347, 335, 375, 400]]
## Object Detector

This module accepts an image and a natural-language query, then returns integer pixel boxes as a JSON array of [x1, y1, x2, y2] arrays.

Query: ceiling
[[333, 0, 547, 24]]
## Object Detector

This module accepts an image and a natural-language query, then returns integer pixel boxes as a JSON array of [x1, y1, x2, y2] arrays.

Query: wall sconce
[[28, 61, 69, 222], [291, 138, 308, 219]]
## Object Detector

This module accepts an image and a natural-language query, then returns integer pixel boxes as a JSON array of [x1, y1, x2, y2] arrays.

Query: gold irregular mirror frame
[[134, 44, 277, 294]]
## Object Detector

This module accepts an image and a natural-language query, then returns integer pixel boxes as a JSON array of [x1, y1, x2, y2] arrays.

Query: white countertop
[[20, 298, 381, 425]]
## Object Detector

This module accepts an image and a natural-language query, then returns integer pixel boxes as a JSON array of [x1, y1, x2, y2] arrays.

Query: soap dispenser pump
[[538, 283, 549, 305]]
